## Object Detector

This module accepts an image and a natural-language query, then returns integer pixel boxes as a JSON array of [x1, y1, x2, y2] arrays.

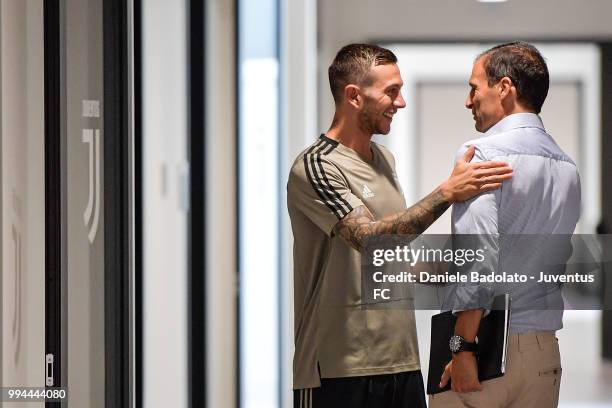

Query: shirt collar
[[484, 113, 545, 137]]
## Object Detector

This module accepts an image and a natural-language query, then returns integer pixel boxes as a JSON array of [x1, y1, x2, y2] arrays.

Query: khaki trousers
[[429, 331, 562, 408]]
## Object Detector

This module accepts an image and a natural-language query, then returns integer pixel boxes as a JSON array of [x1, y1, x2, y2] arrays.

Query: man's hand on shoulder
[[332, 146, 512, 252], [440, 145, 513, 203]]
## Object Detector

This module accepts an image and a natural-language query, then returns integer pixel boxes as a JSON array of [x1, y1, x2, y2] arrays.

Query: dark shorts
[[293, 370, 427, 408]]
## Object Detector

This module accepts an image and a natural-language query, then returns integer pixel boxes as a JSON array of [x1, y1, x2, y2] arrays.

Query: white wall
[[142, 0, 189, 406], [317, 0, 612, 129], [1, 1, 45, 406]]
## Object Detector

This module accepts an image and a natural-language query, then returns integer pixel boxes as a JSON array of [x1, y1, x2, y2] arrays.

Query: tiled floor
[[557, 311, 612, 407], [559, 405, 612, 408]]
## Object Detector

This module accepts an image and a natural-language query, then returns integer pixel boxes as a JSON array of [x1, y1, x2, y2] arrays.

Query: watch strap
[[459, 339, 478, 353]]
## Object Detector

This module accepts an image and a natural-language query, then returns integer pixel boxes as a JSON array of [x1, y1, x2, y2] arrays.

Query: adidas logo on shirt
[[362, 184, 375, 198]]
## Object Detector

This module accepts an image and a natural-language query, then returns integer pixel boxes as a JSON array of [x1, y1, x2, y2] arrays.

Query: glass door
[[63, 0, 106, 405]]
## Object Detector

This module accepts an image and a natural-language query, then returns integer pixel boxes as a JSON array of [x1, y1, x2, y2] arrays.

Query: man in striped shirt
[[432, 42, 580, 408], [287, 43, 513, 408]]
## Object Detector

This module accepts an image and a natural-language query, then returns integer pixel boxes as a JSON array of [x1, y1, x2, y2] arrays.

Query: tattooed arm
[[334, 189, 450, 251], [333, 146, 513, 252]]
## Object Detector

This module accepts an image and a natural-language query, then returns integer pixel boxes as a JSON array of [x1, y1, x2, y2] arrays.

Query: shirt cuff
[[442, 283, 495, 313]]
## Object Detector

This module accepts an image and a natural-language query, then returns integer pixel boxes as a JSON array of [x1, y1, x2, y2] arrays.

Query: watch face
[[449, 335, 462, 353]]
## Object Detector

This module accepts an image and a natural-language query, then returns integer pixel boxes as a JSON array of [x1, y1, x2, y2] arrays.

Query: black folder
[[426, 294, 511, 395]]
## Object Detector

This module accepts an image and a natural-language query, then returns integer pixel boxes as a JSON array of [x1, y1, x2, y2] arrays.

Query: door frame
[[43, 0, 63, 401], [188, 0, 208, 405], [103, 0, 132, 406]]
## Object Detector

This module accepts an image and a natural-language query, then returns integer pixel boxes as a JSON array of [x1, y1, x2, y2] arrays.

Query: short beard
[[357, 105, 380, 135]]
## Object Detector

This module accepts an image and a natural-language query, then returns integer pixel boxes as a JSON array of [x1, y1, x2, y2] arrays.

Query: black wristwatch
[[449, 335, 478, 354]]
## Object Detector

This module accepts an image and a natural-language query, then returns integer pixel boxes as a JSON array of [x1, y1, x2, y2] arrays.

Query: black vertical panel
[[44, 0, 62, 403], [235, 0, 242, 405], [601, 42, 612, 360], [103, 0, 130, 406], [189, 0, 207, 407], [134, 0, 144, 405]]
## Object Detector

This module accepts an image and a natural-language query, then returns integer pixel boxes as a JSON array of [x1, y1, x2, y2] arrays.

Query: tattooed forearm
[[333, 205, 377, 251], [333, 189, 451, 252], [377, 189, 450, 235]]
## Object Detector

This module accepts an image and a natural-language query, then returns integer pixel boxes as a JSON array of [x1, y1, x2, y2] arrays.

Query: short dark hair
[[478, 41, 549, 113], [328, 44, 397, 105]]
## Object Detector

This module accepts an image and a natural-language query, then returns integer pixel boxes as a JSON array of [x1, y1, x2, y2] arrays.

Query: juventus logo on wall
[[83, 128, 101, 243]]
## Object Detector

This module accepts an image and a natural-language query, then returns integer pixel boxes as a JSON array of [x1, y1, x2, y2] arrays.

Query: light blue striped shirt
[[450, 113, 581, 333]]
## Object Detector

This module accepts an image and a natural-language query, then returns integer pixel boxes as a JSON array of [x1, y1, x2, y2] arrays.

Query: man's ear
[[498, 76, 514, 100], [345, 84, 361, 109]]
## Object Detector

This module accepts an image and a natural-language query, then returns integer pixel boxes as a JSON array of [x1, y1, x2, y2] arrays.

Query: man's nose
[[395, 92, 407, 109], [465, 95, 473, 109]]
